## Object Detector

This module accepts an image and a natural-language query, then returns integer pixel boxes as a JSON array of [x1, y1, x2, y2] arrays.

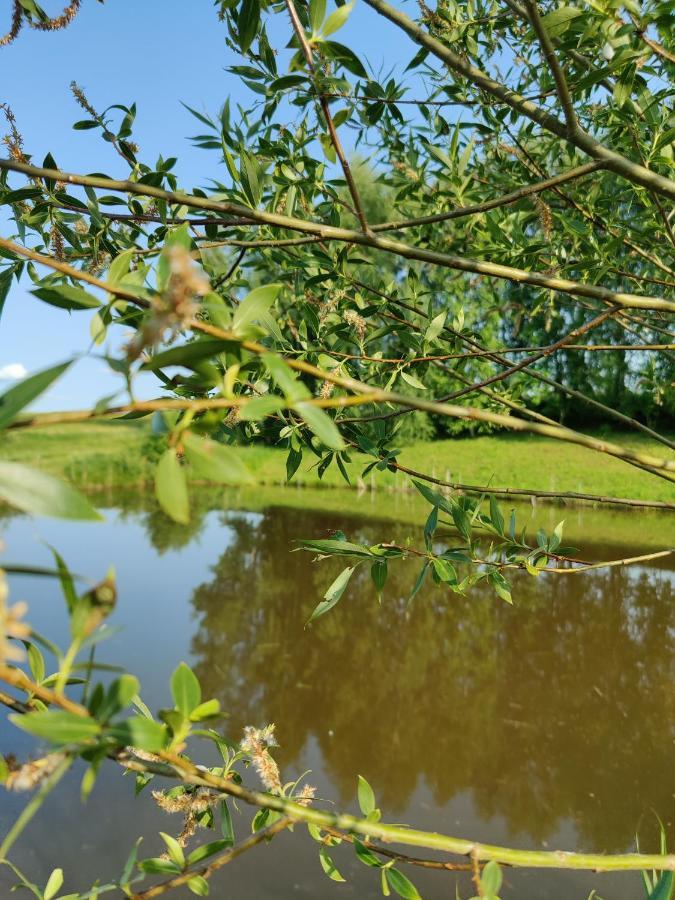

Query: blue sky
[[0, 0, 414, 410]]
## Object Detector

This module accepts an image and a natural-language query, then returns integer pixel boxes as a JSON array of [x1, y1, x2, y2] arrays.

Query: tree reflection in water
[[188, 505, 674, 854]]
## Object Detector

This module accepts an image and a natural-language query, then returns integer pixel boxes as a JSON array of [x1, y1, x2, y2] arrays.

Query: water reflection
[[188, 506, 675, 853], [0, 492, 673, 899]]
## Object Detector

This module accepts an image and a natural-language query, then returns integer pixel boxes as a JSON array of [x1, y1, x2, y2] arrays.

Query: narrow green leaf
[[295, 401, 345, 450], [0, 461, 102, 520], [182, 432, 254, 485], [321, 1, 353, 37], [31, 284, 101, 311], [237, 0, 260, 53], [187, 875, 210, 896], [186, 839, 230, 868], [307, 565, 355, 623], [232, 284, 281, 336], [155, 449, 190, 524], [171, 662, 202, 716], [160, 832, 185, 869], [357, 775, 376, 816], [385, 867, 421, 899], [107, 716, 167, 752], [43, 868, 64, 900], [319, 845, 346, 881], [0, 360, 73, 429], [10, 710, 101, 744]]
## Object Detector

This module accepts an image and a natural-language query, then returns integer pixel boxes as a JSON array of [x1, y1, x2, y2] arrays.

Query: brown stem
[[129, 818, 292, 899]]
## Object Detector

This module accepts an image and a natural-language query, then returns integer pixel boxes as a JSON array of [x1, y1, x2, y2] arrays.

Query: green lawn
[[2, 421, 674, 503]]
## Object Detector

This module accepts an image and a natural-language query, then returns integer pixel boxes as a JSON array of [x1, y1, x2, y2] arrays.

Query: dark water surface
[[0, 489, 673, 899]]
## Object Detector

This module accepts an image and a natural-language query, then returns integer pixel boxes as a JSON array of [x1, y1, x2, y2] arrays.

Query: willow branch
[[2, 235, 673, 477], [129, 818, 292, 899], [386, 462, 675, 511], [371, 161, 603, 232], [4, 669, 675, 873], [524, 0, 577, 131], [284, 0, 371, 234], [361, 0, 675, 202], [2, 159, 674, 313]]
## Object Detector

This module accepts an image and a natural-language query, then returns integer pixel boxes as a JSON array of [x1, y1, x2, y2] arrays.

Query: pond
[[1, 487, 673, 899]]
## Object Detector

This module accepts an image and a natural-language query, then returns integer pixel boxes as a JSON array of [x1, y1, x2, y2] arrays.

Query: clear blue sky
[[0, 0, 415, 410]]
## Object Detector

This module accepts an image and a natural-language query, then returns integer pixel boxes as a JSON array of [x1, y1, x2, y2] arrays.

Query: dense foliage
[[0, 0, 674, 896]]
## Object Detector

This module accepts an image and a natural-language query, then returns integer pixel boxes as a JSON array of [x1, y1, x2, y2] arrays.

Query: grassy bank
[[2, 421, 674, 503]]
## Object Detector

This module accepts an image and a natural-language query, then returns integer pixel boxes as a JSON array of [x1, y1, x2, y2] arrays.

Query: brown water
[[0, 490, 673, 899]]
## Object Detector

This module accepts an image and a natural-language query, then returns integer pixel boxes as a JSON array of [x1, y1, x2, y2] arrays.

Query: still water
[[0, 488, 673, 899]]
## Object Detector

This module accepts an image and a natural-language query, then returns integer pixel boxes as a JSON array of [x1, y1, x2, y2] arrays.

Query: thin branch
[[361, 0, 675, 202], [2, 159, 674, 313], [524, 0, 578, 132], [129, 818, 292, 899], [371, 161, 603, 232], [385, 462, 675, 511], [4, 668, 675, 873], [284, 0, 371, 234], [3, 235, 674, 478]]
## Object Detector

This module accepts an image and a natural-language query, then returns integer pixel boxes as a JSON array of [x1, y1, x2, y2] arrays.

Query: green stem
[[55, 639, 81, 695], [124, 752, 675, 873], [0, 756, 72, 859]]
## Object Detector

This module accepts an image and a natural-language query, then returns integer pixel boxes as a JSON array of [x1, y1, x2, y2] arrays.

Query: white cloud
[[0, 363, 28, 381]]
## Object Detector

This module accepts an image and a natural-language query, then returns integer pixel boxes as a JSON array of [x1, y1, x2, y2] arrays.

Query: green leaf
[[319, 845, 346, 881], [31, 283, 101, 311], [425, 311, 446, 344], [221, 800, 235, 846], [400, 370, 426, 391], [357, 775, 376, 816], [489, 571, 512, 604], [160, 832, 185, 869], [385, 867, 421, 899], [27, 642, 46, 684], [43, 868, 64, 900], [0, 461, 102, 520], [295, 402, 345, 450], [309, 0, 326, 33], [647, 871, 674, 900], [321, 1, 353, 37], [138, 858, 182, 875], [239, 150, 262, 207], [10, 710, 101, 744], [171, 662, 202, 716], [107, 717, 167, 752], [238, 395, 284, 421], [307, 565, 356, 623], [186, 839, 230, 867], [189, 699, 221, 722], [237, 0, 260, 53], [324, 40, 367, 77], [353, 839, 382, 867], [232, 284, 281, 336], [0, 268, 13, 322], [370, 559, 387, 595], [187, 875, 210, 896], [540, 5, 582, 37], [489, 495, 504, 535], [155, 449, 190, 524], [143, 339, 232, 371], [264, 353, 310, 402], [299, 538, 372, 557], [182, 432, 254, 485], [0, 360, 73, 429], [480, 860, 503, 895]]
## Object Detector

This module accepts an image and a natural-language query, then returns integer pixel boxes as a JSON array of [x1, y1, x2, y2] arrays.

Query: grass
[[2, 421, 674, 551], [2, 421, 673, 502]]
